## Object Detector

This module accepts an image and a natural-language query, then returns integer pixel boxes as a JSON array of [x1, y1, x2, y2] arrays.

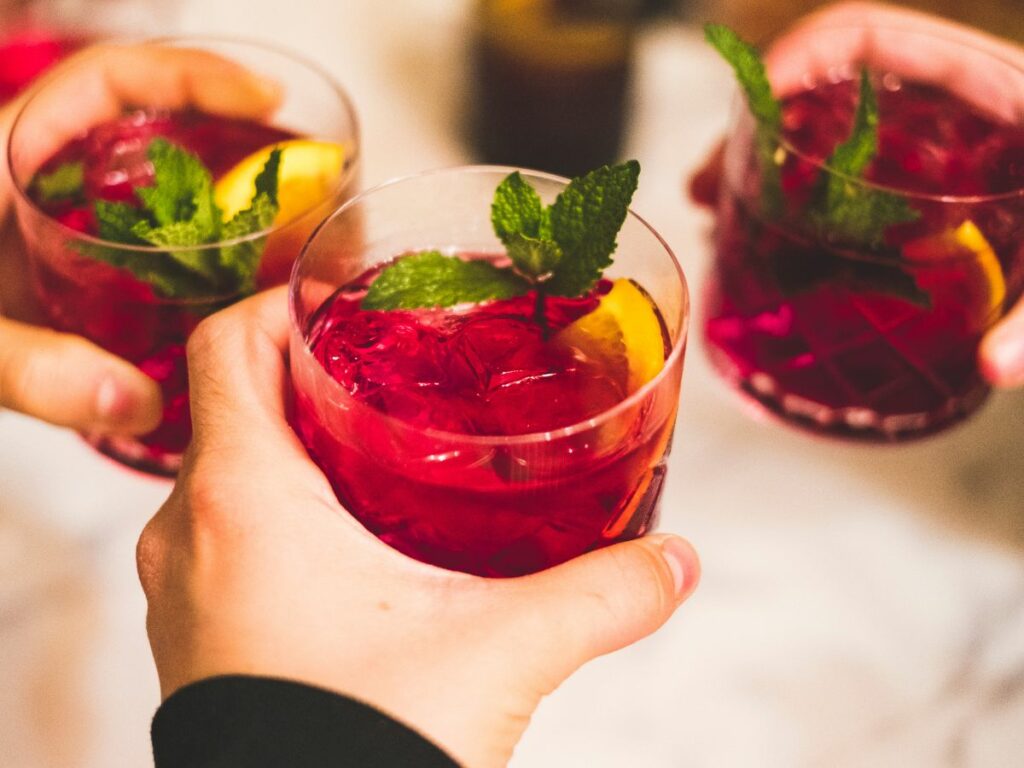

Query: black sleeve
[[152, 675, 461, 767]]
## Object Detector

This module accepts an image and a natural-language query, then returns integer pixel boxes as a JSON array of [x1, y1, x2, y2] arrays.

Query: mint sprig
[[704, 24, 780, 129], [363, 251, 528, 310], [32, 161, 85, 204], [69, 138, 281, 299], [810, 70, 920, 248], [704, 23, 783, 216], [705, 24, 920, 248], [362, 162, 640, 311]]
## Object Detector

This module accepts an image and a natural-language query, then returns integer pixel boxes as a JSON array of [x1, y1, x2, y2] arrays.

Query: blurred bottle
[[469, 0, 642, 178], [0, 0, 179, 102]]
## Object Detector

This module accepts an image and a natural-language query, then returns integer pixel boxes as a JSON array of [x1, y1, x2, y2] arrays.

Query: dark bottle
[[469, 0, 639, 178]]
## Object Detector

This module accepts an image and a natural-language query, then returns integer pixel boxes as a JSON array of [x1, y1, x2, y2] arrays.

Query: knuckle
[[185, 311, 237, 364], [135, 517, 164, 597], [604, 543, 674, 620]]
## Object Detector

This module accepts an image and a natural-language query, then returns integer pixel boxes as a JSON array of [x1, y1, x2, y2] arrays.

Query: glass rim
[[6, 34, 362, 257], [744, 21, 1024, 204], [290, 163, 689, 447]]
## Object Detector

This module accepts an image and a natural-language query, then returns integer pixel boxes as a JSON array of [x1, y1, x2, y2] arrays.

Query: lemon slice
[[215, 139, 345, 226], [904, 220, 1006, 323], [556, 278, 666, 394]]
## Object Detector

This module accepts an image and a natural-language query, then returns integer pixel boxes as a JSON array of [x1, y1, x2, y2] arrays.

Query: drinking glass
[[703, 25, 1024, 440], [290, 166, 688, 577], [9, 37, 360, 474]]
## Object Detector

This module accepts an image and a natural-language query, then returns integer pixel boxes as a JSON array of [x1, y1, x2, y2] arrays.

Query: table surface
[[3, 2, 1024, 766]]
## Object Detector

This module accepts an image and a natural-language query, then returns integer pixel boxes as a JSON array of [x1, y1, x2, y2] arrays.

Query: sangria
[[9, 38, 359, 474], [290, 166, 688, 576], [703, 25, 1024, 439]]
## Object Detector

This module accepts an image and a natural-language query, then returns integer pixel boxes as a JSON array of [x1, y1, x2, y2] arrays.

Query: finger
[[980, 300, 1024, 388], [764, 2, 1024, 117], [4, 42, 283, 191], [507, 534, 700, 681], [185, 286, 300, 454], [0, 316, 162, 433]]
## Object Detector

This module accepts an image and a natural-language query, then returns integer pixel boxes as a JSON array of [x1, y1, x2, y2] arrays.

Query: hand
[[0, 42, 280, 434], [136, 287, 701, 768], [688, 1, 1024, 388]]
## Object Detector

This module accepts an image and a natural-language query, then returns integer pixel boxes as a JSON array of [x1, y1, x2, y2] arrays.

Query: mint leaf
[[254, 147, 282, 204], [704, 24, 780, 128], [94, 200, 149, 244], [361, 161, 641, 310], [829, 70, 878, 177], [492, 171, 546, 242], [812, 70, 919, 248], [546, 160, 639, 296], [32, 161, 84, 204], [705, 24, 784, 217], [506, 232, 563, 279], [137, 138, 220, 239], [362, 251, 528, 310], [219, 192, 278, 293], [813, 183, 919, 249], [77, 139, 282, 298]]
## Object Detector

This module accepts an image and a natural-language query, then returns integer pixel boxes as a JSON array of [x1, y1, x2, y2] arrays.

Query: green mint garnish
[[811, 70, 920, 248], [704, 24, 780, 128], [32, 161, 85, 203], [362, 250, 528, 310], [706, 25, 920, 246], [492, 171, 563, 279], [704, 23, 784, 217], [546, 160, 640, 296], [72, 138, 281, 299], [361, 161, 640, 312], [217, 146, 281, 293]]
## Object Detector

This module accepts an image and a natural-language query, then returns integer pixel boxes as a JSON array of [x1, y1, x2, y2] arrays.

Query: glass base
[[84, 432, 182, 477], [707, 347, 990, 443]]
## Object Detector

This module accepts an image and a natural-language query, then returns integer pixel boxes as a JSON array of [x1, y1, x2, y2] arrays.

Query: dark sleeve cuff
[[152, 675, 460, 767]]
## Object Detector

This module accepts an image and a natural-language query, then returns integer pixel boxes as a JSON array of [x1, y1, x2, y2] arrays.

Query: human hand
[[689, 1, 1024, 388], [0, 42, 280, 433], [136, 287, 701, 768]]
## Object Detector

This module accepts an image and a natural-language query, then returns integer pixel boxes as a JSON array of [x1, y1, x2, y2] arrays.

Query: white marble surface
[[2, 2, 1024, 766]]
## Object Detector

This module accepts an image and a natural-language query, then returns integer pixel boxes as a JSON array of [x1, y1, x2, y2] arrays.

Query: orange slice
[[904, 220, 1006, 327], [556, 278, 666, 395], [214, 139, 345, 226]]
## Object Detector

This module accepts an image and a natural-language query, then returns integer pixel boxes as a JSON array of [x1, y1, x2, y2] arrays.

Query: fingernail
[[660, 537, 698, 600], [983, 328, 1024, 387]]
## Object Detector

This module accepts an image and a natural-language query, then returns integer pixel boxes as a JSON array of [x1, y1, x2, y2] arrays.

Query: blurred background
[[1, 0, 1023, 766], [702, 0, 1024, 43]]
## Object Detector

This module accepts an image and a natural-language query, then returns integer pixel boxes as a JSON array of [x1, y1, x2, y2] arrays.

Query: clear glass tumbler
[[9, 37, 360, 474], [703, 25, 1024, 440], [290, 166, 688, 576]]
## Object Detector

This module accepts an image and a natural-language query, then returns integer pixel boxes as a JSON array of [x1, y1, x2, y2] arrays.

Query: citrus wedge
[[214, 139, 345, 226], [904, 220, 1006, 326], [556, 278, 666, 395]]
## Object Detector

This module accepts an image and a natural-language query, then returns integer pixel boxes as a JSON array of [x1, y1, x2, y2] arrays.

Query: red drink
[[10, 38, 360, 474], [289, 167, 688, 577], [705, 72, 1024, 439], [294, 264, 675, 576], [24, 109, 295, 469]]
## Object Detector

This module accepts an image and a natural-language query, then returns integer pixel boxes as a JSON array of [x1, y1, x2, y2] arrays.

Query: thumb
[[0, 316, 162, 433], [981, 299, 1024, 388], [511, 535, 700, 683]]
